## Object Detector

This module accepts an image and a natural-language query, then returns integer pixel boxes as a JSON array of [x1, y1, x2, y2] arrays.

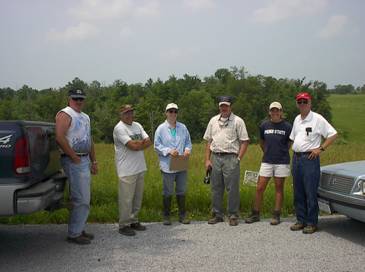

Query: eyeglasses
[[72, 97, 85, 102], [297, 100, 308, 105], [167, 110, 178, 114]]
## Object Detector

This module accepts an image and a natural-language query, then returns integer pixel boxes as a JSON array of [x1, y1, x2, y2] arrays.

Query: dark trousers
[[292, 153, 320, 226]]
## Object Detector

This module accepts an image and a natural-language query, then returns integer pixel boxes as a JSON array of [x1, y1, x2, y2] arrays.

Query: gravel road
[[0, 215, 364, 272]]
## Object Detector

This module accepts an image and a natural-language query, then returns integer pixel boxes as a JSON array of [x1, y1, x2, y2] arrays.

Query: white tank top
[[60, 106, 91, 154]]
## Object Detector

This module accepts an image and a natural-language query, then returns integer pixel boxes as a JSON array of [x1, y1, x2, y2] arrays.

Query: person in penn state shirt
[[245, 102, 292, 225], [56, 89, 98, 245], [290, 92, 337, 234]]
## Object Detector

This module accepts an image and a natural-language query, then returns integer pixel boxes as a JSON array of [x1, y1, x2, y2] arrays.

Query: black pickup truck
[[0, 120, 67, 216]]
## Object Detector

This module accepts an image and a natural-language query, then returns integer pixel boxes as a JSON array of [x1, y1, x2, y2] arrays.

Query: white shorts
[[259, 163, 291, 178]]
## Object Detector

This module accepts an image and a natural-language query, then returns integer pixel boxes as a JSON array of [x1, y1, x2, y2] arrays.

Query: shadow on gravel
[[110, 222, 196, 256], [319, 215, 365, 246]]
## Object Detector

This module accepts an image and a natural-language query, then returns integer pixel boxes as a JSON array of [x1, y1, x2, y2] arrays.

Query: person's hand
[[71, 155, 81, 164], [91, 162, 98, 175], [205, 160, 212, 171], [169, 149, 179, 157], [183, 149, 190, 157], [308, 148, 321, 160]]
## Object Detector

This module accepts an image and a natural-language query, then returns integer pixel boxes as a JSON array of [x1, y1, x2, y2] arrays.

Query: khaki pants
[[118, 172, 145, 228], [210, 153, 240, 218]]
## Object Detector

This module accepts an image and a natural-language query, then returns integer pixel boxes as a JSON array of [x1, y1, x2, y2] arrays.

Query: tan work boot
[[270, 210, 281, 225], [290, 222, 305, 231]]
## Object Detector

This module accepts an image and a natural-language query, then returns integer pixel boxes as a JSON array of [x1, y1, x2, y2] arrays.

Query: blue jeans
[[61, 156, 91, 238], [292, 153, 320, 226], [161, 171, 187, 196]]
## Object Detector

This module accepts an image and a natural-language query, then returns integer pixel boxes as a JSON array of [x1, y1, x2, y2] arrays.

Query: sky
[[1, 0, 364, 90]]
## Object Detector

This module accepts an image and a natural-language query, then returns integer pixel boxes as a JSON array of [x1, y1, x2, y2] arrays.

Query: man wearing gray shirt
[[203, 96, 249, 226]]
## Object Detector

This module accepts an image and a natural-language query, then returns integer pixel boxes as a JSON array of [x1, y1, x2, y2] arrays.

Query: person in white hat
[[245, 101, 292, 225], [154, 103, 192, 225]]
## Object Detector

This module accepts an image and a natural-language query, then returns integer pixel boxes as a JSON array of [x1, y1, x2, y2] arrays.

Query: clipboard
[[169, 155, 189, 171]]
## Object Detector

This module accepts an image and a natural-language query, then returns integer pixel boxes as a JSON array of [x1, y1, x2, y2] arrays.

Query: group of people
[[55, 89, 337, 245]]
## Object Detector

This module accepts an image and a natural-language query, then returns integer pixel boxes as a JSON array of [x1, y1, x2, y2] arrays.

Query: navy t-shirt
[[259, 120, 292, 164]]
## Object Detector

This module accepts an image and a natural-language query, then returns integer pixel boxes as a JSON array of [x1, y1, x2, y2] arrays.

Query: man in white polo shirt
[[203, 96, 249, 226], [289, 92, 337, 234]]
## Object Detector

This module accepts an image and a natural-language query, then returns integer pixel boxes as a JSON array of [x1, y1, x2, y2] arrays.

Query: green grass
[[328, 94, 365, 143], [1, 94, 365, 224]]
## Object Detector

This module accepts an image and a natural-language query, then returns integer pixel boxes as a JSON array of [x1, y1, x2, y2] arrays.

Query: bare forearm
[[322, 134, 337, 150], [89, 141, 96, 162], [56, 135, 76, 158], [238, 141, 249, 160], [141, 138, 152, 150], [205, 142, 211, 162]]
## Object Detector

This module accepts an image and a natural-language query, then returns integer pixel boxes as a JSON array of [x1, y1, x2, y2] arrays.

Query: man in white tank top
[[56, 89, 98, 245]]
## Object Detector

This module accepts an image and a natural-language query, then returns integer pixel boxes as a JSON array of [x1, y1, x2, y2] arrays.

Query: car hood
[[321, 160, 365, 177]]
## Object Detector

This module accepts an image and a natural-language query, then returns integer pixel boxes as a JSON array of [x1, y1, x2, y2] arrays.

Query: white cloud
[[253, 0, 328, 23], [47, 0, 161, 42], [319, 15, 348, 39], [135, 1, 160, 18], [162, 47, 200, 62], [183, 0, 216, 11], [119, 26, 133, 39], [47, 22, 99, 42], [69, 0, 133, 21]]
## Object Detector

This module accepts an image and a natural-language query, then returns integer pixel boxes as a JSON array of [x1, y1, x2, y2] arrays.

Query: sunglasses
[[297, 100, 308, 105], [167, 110, 178, 114], [72, 97, 85, 102]]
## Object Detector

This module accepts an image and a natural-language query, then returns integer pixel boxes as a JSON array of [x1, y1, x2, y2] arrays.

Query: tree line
[[0, 67, 334, 143], [328, 84, 365, 94]]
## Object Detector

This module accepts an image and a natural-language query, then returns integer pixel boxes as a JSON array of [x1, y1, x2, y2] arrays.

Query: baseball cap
[[120, 104, 134, 114], [295, 92, 311, 101], [269, 101, 282, 110], [218, 96, 233, 106], [166, 103, 178, 111], [68, 89, 86, 99]]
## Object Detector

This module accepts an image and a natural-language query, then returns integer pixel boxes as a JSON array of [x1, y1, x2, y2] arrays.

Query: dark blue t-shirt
[[259, 120, 292, 164]]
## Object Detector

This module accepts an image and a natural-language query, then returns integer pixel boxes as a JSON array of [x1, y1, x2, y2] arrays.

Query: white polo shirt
[[290, 111, 337, 153]]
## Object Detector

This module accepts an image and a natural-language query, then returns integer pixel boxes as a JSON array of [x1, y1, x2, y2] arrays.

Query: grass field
[[328, 94, 365, 143], [2, 94, 365, 224]]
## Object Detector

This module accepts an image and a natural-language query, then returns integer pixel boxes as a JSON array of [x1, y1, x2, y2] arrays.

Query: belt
[[61, 153, 89, 157], [294, 152, 311, 157], [213, 152, 237, 156]]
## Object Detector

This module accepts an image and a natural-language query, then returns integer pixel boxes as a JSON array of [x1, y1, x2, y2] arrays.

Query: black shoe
[[245, 210, 260, 224], [82, 231, 94, 240], [67, 235, 91, 245], [130, 222, 146, 231], [179, 215, 191, 224], [119, 226, 136, 236], [163, 216, 172, 226], [208, 217, 224, 224]]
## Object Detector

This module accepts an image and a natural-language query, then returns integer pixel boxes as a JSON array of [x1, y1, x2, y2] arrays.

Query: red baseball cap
[[295, 92, 311, 101]]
